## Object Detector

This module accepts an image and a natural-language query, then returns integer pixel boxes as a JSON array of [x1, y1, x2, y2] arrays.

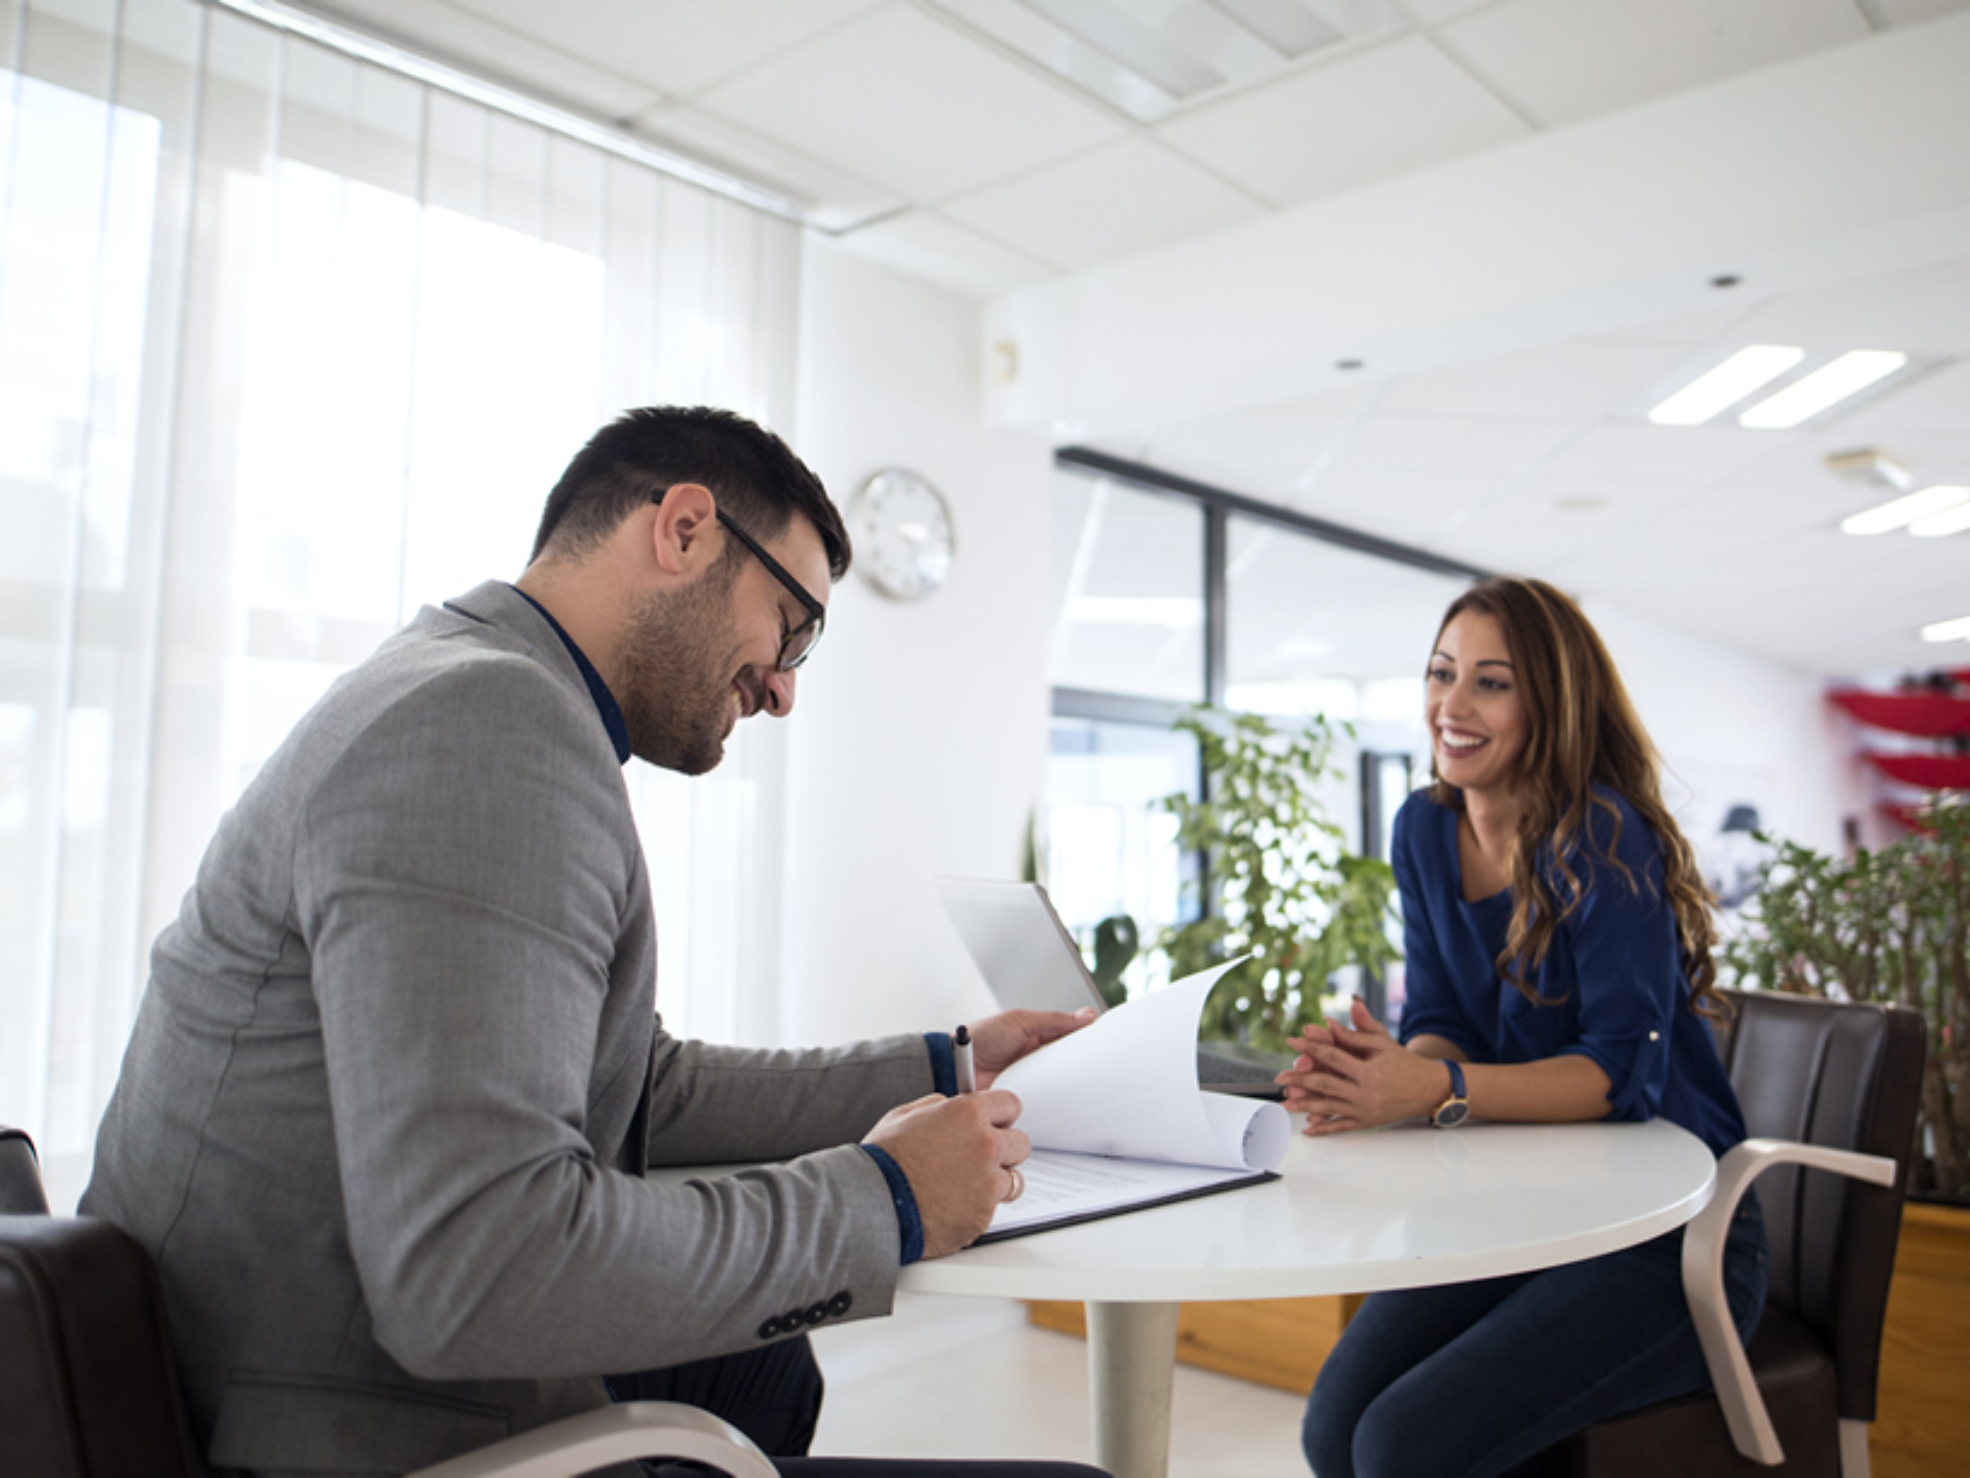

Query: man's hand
[[1276, 998, 1450, 1136], [965, 1007, 1097, 1088], [863, 1091, 1030, 1259]]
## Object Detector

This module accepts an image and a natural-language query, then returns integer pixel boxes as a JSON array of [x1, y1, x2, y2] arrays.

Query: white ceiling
[[287, 0, 1970, 679]]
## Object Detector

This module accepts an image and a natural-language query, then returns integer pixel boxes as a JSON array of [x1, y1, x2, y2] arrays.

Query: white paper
[[985, 958, 1291, 1237]]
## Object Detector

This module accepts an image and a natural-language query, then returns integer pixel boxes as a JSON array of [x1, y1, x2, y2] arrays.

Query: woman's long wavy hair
[[1427, 577, 1723, 1017]]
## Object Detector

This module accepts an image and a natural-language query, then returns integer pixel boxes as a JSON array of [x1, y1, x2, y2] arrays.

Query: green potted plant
[[1157, 707, 1400, 1053], [1719, 801, 1970, 1201], [1717, 799, 1970, 1474]]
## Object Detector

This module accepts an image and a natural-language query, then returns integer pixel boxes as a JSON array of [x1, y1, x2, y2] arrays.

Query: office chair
[[1513, 988, 1925, 1478], [0, 1126, 775, 1478]]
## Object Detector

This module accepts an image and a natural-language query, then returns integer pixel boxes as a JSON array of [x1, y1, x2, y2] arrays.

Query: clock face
[[848, 467, 954, 601]]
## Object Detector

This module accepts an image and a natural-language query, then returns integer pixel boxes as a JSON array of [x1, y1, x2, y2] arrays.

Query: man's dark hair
[[530, 406, 851, 579]]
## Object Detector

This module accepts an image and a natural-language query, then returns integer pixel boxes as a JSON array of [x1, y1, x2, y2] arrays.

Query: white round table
[[900, 1119, 1716, 1478]]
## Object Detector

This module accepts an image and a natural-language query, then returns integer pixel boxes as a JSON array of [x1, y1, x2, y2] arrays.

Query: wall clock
[[847, 467, 954, 601]]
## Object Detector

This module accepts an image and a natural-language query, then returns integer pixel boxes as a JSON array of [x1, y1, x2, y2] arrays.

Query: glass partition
[[1047, 470, 1204, 703]]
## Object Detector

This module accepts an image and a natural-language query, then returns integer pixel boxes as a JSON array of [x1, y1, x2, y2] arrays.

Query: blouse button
[[1648, 1030, 1660, 1042]]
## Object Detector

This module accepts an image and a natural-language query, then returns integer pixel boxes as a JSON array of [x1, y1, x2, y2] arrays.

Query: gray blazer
[[82, 582, 932, 1478]]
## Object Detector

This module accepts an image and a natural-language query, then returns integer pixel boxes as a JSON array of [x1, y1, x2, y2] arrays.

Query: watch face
[[848, 468, 954, 601], [1434, 1100, 1470, 1128]]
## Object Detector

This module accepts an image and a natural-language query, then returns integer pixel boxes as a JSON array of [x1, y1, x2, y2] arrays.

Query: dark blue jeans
[[1302, 1196, 1766, 1478]]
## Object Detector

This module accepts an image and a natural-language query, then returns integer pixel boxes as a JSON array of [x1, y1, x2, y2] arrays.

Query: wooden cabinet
[[1028, 1294, 1362, 1396], [1873, 1202, 1970, 1478]]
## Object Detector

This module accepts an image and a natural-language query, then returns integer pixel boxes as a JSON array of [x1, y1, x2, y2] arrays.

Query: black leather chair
[[0, 1126, 775, 1478], [1512, 988, 1926, 1478]]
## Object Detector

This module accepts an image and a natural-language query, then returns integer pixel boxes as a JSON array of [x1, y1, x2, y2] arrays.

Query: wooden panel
[[1872, 1202, 1970, 1478], [1028, 1294, 1364, 1394]]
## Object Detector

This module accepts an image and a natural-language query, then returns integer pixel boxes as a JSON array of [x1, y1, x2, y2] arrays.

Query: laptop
[[934, 877, 1288, 1099]]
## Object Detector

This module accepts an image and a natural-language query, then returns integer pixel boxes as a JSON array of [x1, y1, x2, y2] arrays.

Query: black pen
[[953, 1024, 976, 1094]]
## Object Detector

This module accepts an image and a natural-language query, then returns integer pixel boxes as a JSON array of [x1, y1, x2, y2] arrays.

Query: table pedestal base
[[1086, 1302, 1180, 1478]]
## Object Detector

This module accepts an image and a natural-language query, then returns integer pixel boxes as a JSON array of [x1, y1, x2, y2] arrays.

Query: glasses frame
[[651, 491, 826, 671]]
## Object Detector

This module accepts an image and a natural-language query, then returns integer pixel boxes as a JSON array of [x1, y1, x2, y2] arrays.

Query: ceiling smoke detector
[[1824, 448, 1912, 494]]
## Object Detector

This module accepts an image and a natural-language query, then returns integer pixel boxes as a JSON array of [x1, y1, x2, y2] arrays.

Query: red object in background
[[1864, 752, 1970, 789], [1830, 689, 1970, 737]]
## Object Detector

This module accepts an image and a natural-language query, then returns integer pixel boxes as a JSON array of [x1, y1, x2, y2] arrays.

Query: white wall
[[1586, 599, 1869, 857], [779, 241, 1055, 1046]]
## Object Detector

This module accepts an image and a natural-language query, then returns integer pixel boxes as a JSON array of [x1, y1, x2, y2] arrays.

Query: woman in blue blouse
[[1281, 576, 1766, 1478]]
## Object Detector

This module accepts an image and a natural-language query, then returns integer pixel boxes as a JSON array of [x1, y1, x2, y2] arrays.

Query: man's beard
[[614, 561, 746, 775]]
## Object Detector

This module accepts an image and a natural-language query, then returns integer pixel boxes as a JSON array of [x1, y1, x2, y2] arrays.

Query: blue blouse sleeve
[[1391, 798, 1484, 1060], [1551, 798, 1682, 1121]]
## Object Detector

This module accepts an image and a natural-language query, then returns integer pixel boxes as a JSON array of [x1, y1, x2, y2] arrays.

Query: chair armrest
[[405, 1400, 778, 1478], [1682, 1137, 1897, 1467]]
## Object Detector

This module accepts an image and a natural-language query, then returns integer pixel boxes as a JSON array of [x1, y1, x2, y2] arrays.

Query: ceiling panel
[[1374, 340, 1694, 419], [940, 139, 1264, 272], [1872, 0, 1970, 26], [1132, 406, 1360, 499], [1830, 359, 1970, 440], [694, 6, 1125, 201], [833, 210, 1056, 298], [1155, 35, 1531, 209], [1291, 469, 1499, 544], [1330, 413, 1576, 477], [628, 101, 902, 228], [448, 0, 882, 97], [1531, 421, 1787, 485], [1438, 0, 1871, 130], [1718, 258, 1970, 359], [302, 0, 665, 120]]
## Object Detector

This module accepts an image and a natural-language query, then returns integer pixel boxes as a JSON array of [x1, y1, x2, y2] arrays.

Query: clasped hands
[[862, 1006, 1094, 1258], [1276, 997, 1456, 1136]]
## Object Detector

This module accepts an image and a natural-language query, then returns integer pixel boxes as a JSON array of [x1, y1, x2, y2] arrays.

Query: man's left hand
[[966, 1008, 1097, 1089]]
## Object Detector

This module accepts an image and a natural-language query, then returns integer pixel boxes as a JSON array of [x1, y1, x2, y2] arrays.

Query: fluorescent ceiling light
[[1738, 350, 1908, 429], [1022, 0, 1223, 96], [1840, 485, 1970, 535], [1921, 614, 1970, 643], [1647, 346, 1803, 426], [1909, 499, 1970, 538], [1068, 596, 1203, 627], [1206, 0, 1340, 56]]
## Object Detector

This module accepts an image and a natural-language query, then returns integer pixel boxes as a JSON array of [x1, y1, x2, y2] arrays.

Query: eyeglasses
[[652, 491, 826, 671]]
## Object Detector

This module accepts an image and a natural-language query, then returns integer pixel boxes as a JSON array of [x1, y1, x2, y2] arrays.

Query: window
[[1044, 449, 1483, 1020]]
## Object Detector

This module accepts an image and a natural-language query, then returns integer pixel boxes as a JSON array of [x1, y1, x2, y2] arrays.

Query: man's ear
[[649, 483, 717, 575]]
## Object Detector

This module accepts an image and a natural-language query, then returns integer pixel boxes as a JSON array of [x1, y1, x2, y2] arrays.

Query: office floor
[[811, 1291, 1309, 1476]]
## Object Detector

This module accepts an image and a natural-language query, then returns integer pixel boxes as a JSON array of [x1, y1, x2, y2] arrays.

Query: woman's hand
[[1276, 998, 1456, 1135]]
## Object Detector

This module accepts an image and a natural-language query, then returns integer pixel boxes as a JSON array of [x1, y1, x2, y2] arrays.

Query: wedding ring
[[1003, 1166, 1024, 1203]]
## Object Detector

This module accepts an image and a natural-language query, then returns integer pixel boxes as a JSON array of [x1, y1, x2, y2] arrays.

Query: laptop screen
[[933, 878, 1106, 1017]]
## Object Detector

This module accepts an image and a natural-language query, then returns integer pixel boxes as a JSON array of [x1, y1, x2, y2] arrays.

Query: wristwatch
[[1431, 1060, 1471, 1129]]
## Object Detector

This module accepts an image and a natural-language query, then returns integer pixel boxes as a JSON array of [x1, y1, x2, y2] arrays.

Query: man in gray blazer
[[82, 408, 1094, 1478]]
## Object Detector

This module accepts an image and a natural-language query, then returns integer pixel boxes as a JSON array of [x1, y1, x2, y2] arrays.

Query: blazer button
[[827, 1291, 852, 1317], [758, 1317, 782, 1340], [804, 1302, 828, 1326]]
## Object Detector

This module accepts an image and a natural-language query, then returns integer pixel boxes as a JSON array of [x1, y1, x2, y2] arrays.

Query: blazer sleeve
[[296, 656, 908, 1383], [644, 1030, 936, 1167]]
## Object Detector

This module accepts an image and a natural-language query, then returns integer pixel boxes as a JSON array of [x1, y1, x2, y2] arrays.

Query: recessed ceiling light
[[1921, 614, 1970, 643], [1909, 499, 1970, 538], [1738, 350, 1907, 429], [1840, 486, 1970, 535], [1647, 346, 1803, 426]]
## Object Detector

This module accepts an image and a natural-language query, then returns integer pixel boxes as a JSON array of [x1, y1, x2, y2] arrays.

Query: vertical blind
[[0, 0, 803, 1203]]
